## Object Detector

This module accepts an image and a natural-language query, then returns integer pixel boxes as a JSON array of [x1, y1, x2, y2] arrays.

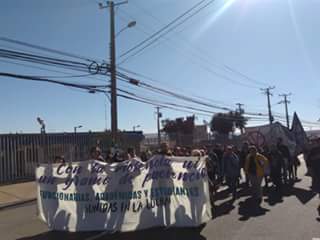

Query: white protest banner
[[36, 155, 212, 232]]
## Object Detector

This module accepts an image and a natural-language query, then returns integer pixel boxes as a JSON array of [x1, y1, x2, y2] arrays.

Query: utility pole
[[261, 86, 275, 125], [236, 103, 244, 134], [99, 0, 128, 145], [278, 93, 291, 128], [156, 107, 162, 146]]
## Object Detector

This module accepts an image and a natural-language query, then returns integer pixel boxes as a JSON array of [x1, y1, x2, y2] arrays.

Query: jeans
[[226, 176, 237, 197]]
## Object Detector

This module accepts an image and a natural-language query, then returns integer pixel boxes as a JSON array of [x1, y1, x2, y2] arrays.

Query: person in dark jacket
[[222, 146, 240, 200], [307, 142, 320, 217], [269, 145, 284, 193], [208, 148, 219, 184], [277, 138, 292, 183], [213, 144, 224, 184], [262, 145, 272, 189], [239, 142, 250, 186]]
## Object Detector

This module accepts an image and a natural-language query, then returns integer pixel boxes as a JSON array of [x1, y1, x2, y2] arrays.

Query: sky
[[0, 0, 320, 134]]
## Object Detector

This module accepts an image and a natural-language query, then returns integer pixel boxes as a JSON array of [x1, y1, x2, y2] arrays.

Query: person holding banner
[[159, 142, 172, 156], [90, 146, 105, 162], [127, 147, 136, 160], [245, 146, 269, 205]]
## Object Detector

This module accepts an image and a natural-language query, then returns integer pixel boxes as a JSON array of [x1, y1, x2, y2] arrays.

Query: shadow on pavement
[[212, 199, 235, 219], [238, 197, 270, 221], [290, 186, 317, 204], [264, 188, 284, 206], [17, 226, 207, 240], [264, 184, 316, 206], [16, 231, 100, 240], [214, 184, 251, 202], [212, 181, 317, 222]]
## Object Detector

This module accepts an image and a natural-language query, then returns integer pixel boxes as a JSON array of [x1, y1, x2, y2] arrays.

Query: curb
[[0, 198, 36, 211]]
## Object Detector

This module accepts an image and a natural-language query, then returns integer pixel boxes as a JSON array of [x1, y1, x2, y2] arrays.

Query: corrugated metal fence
[[0, 133, 95, 184], [0, 131, 144, 184]]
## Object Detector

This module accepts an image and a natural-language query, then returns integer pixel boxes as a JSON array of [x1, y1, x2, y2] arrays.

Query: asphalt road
[[0, 166, 319, 240]]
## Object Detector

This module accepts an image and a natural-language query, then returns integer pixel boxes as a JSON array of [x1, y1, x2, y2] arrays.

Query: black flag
[[290, 112, 308, 153]]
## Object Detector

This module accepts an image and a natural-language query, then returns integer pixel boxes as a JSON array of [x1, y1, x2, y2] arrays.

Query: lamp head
[[127, 21, 136, 28]]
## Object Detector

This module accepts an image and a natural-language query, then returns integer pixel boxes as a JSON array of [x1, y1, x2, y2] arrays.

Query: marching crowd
[[206, 138, 299, 204], [55, 138, 320, 218], [154, 138, 320, 217], [204, 138, 320, 217]]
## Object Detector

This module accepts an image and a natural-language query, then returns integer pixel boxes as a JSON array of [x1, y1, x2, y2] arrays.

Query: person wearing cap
[[245, 145, 269, 205]]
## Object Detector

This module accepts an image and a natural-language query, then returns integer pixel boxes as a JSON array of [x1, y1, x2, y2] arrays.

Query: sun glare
[[193, 0, 237, 39]]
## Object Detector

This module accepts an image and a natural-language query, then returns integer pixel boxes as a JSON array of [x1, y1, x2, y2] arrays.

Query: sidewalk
[[0, 181, 36, 209]]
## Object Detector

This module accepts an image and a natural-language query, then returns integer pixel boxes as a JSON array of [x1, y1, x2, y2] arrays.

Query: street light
[[133, 125, 140, 131], [74, 125, 82, 133], [115, 21, 136, 38], [36, 117, 46, 134]]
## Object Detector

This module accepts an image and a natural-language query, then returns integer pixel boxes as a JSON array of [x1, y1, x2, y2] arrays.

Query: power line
[[117, 84, 270, 120], [123, 3, 268, 87], [118, 0, 210, 59], [117, 9, 262, 89], [0, 70, 272, 124], [117, 92, 212, 117], [0, 48, 90, 73], [116, 72, 233, 111], [0, 58, 108, 82], [0, 72, 108, 91], [0, 45, 261, 114], [0, 38, 265, 111], [117, 88, 270, 121], [118, 0, 217, 63], [0, 46, 271, 119], [117, 65, 237, 108], [116, 71, 270, 117], [0, 37, 99, 62], [2, 39, 317, 126]]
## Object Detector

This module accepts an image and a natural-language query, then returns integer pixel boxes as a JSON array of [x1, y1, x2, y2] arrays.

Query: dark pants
[[226, 176, 237, 198], [271, 168, 282, 192], [249, 175, 263, 199]]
